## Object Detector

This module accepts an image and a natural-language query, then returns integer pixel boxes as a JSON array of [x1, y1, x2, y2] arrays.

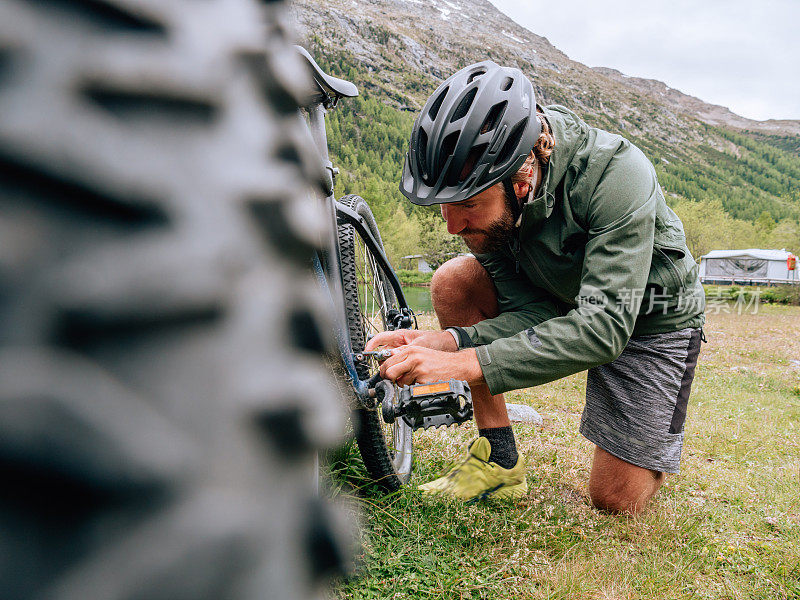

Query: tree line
[[313, 48, 800, 268]]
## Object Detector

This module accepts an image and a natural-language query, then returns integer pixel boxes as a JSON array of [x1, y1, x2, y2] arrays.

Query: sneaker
[[418, 437, 527, 502]]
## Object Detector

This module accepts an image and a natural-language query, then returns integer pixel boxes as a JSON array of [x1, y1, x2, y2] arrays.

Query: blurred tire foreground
[[0, 0, 353, 598]]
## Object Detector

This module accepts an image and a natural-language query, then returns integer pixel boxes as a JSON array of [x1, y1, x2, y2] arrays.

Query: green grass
[[328, 306, 800, 599], [703, 284, 800, 306], [395, 269, 434, 286]]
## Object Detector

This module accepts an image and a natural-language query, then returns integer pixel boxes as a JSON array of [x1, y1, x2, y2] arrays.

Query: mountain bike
[[296, 47, 475, 492]]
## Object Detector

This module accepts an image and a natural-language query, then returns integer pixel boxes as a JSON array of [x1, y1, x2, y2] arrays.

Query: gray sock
[[478, 426, 518, 469]]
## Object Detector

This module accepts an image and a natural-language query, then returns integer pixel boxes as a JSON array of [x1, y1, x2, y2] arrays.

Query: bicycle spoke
[[354, 237, 387, 337]]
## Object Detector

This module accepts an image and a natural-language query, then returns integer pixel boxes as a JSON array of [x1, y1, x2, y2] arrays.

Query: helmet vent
[[495, 118, 528, 167], [450, 88, 477, 123], [418, 128, 430, 182], [428, 86, 449, 120], [500, 76, 514, 91], [480, 101, 507, 134], [455, 143, 489, 184], [438, 131, 460, 176], [467, 70, 486, 84]]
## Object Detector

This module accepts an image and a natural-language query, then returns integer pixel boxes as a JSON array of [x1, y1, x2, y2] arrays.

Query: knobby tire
[[0, 1, 352, 597], [337, 194, 412, 492]]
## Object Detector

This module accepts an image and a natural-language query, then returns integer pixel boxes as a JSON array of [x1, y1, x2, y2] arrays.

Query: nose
[[441, 204, 466, 235]]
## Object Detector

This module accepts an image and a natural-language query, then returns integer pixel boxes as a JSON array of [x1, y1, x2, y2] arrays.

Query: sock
[[477, 426, 518, 469]]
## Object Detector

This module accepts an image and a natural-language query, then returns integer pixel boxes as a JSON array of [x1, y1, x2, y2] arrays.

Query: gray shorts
[[579, 327, 703, 474]]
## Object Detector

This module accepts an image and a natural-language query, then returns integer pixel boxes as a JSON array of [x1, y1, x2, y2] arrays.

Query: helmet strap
[[502, 178, 522, 224]]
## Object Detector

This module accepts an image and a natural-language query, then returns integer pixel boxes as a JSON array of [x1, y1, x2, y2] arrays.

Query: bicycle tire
[[337, 194, 413, 492], [0, 1, 351, 598]]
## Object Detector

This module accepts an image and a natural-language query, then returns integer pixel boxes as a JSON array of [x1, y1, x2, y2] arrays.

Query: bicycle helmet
[[400, 60, 541, 205]]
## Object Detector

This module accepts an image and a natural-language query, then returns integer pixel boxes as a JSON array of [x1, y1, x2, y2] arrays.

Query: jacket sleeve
[[463, 251, 563, 345], [474, 146, 657, 395]]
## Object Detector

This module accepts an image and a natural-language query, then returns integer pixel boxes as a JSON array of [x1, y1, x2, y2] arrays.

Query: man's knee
[[430, 256, 484, 298], [430, 256, 498, 327], [588, 447, 664, 514], [589, 479, 662, 515]]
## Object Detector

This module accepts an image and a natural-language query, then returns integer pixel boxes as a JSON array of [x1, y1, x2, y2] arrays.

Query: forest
[[316, 49, 800, 268]]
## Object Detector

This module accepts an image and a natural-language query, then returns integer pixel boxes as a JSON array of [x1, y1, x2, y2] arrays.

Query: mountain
[[592, 67, 800, 138], [291, 0, 799, 137], [289, 0, 800, 260]]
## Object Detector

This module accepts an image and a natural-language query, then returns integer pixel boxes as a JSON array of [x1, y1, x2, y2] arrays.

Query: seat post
[[307, 103, 333, 196]]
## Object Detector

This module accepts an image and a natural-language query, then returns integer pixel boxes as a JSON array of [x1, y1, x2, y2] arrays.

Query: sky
[[486, 0, 800, 122]]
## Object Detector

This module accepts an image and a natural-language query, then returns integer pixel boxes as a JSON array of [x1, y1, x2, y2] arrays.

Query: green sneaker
[[418, 437, 527, 503]]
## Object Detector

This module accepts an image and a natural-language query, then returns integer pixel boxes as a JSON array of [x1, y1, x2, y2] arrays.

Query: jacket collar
[[517, 105, 588, 235]]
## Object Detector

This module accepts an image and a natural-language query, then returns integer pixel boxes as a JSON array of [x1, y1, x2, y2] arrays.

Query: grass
[[703, 284, 800, 306], [328, 306, 800, 599], [396, 269, 434, 286]]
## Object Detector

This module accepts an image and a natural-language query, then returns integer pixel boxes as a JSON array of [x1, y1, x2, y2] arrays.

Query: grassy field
[[329, 305, 800, 600]]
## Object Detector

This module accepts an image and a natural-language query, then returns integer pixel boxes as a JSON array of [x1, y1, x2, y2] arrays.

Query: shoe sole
[[465, 481, 528, 504]]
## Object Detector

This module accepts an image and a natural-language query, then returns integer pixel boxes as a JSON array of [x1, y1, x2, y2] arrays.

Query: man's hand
[[378, 346, 484, 388], [364, 329, 458, 353]]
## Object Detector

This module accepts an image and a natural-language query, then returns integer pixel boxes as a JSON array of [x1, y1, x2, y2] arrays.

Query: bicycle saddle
[[294, 46, 358, 105]]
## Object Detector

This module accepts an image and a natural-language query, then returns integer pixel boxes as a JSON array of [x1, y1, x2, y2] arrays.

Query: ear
[[513, 181, 530, 200]]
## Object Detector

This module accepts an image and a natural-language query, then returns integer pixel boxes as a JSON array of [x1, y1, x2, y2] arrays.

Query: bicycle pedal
[[381, 379, 472, 431]]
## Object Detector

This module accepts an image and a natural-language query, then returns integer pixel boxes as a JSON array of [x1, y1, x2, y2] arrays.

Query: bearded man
[[365, 61, 705, 513]]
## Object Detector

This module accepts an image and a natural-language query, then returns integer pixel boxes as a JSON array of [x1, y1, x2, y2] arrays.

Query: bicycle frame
[[305, 98, 411, 402], [300, 56, 466, 488]]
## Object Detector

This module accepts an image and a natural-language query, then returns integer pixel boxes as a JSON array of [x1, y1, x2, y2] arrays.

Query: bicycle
[[296, 47, 475, 492]]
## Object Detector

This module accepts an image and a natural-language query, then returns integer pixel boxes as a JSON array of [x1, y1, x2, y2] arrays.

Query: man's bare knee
[[431, 256, 498, 328], [588, 446, 664, 515], [430, 256, 484, 297], [589, 481, 661, 515]]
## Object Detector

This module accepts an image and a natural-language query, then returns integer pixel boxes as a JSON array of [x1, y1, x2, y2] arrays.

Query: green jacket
[[463, 105, 705, 395]]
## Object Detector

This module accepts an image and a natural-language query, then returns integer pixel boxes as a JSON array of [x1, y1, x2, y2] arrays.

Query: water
[[356, 285, 432, 318], [402, 285, 433, 314]]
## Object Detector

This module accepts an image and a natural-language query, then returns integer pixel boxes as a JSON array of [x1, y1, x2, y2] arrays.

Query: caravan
[[698, 249, 799, 285]]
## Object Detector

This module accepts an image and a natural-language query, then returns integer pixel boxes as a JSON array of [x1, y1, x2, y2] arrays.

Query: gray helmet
[[400, 60, 541, 205]]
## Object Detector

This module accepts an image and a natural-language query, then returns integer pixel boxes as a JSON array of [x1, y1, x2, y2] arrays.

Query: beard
[[459, 203, 516, 254]]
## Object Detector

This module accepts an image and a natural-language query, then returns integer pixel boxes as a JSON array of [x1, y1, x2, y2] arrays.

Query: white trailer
[[699, 249, 799, 285]]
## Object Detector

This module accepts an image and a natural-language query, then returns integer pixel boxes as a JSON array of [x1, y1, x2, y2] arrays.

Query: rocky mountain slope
[[290, 0, 799, 142], [592, 68, 800, 138], [288, 0, 800, 252]]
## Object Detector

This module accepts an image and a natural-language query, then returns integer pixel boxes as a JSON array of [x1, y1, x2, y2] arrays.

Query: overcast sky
[[486, 0, 800, 122]]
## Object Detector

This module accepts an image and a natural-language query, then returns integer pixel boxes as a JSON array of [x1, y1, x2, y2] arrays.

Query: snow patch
[[501, 30, 526, 44], [443, 0, 461, 9], [437, 6, 451, 19]]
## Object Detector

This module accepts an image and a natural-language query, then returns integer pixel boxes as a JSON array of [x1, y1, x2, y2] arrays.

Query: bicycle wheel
[[0, 1, 351, 597], [337, 194, 413, 491]]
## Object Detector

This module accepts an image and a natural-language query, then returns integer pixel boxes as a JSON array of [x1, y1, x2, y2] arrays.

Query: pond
[[356, 282, 432, 316], [401, 285, 433, 314]]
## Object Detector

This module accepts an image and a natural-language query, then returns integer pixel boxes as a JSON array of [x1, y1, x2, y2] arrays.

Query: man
[[365, 60, 705, 513]]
